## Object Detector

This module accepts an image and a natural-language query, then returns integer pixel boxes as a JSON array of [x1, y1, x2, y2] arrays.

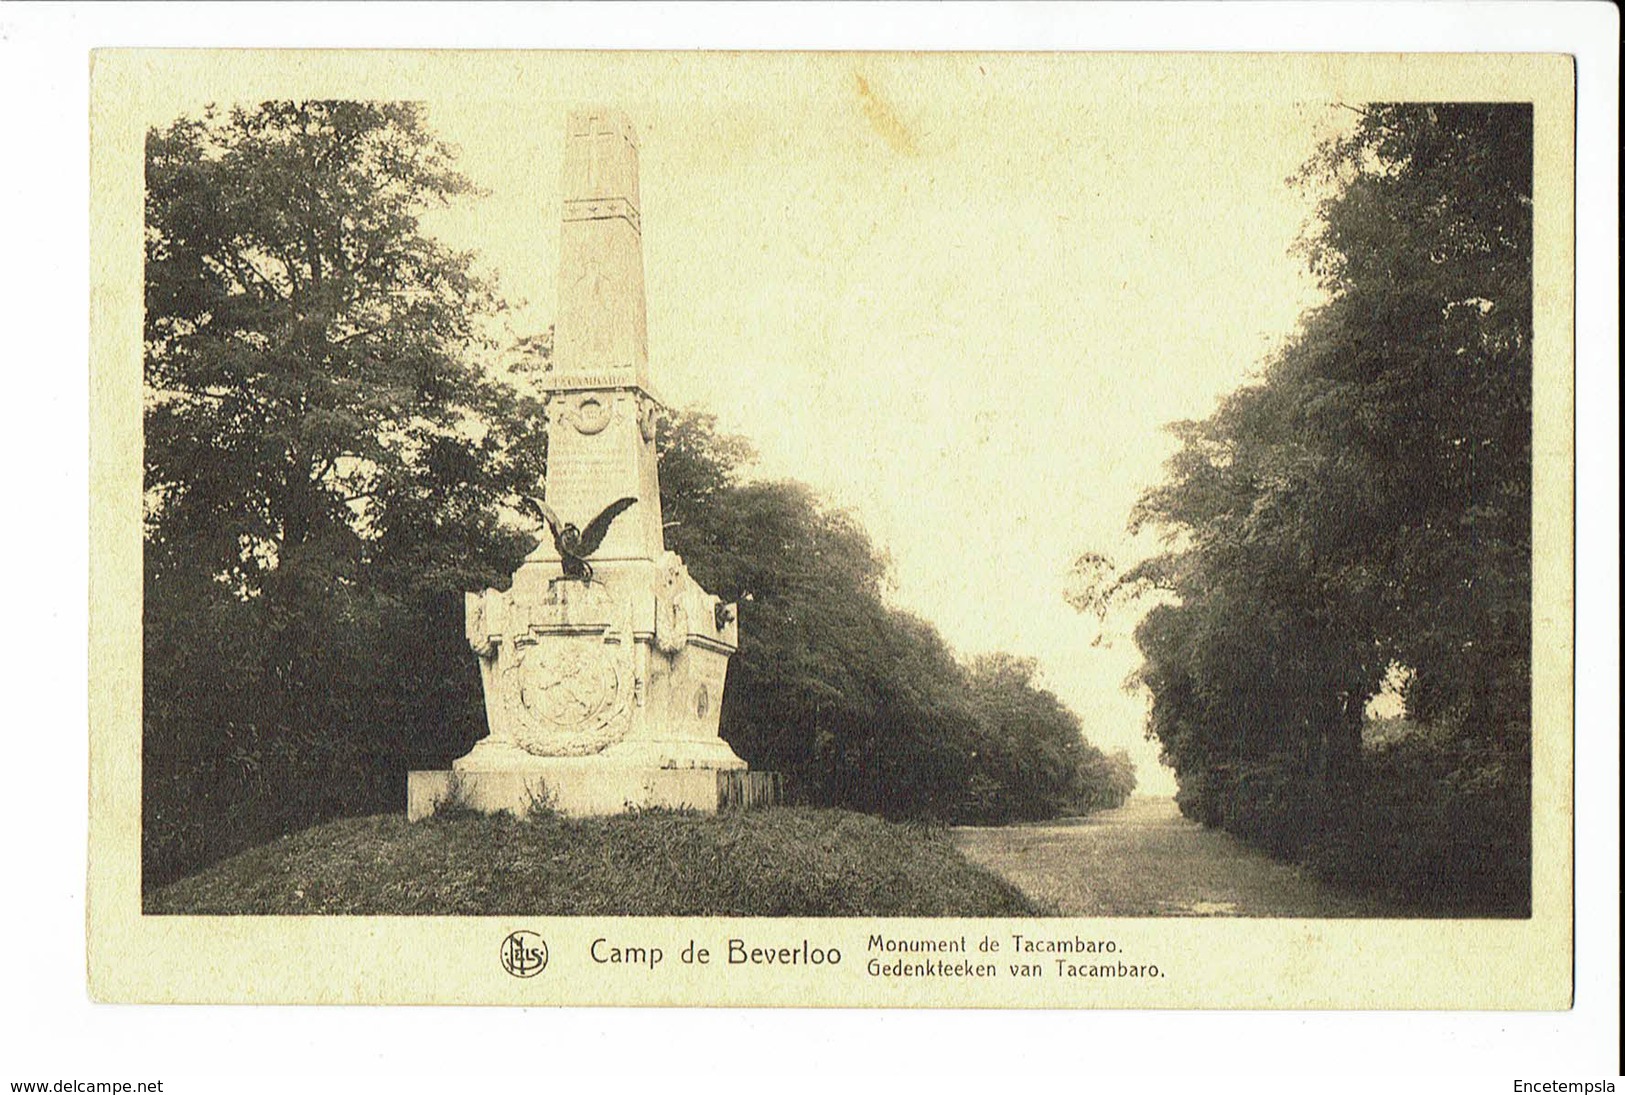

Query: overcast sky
[[408, 59, 1351, 794]]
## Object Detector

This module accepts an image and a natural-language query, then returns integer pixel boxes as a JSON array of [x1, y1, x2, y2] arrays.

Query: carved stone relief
[[653, 553, 691, 655], [638, 396, 660, 442], [503, 632, 633, 756]]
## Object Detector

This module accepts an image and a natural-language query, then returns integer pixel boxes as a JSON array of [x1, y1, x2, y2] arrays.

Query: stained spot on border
[[853, 73, 919, 156]]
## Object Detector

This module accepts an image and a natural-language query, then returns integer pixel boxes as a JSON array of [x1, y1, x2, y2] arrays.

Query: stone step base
[[407, 766, 781, 821]]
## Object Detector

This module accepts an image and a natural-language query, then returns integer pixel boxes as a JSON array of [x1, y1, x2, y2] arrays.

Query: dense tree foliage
[[661, 413, 1134, 822], [1122, 104, 1533, 912], [143, 103, 545, 886], [962, 654, 1135, 820], [145, 102, 548, 594]]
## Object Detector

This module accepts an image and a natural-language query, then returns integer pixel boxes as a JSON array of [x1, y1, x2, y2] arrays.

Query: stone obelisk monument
[[409, 109, 751, 819]]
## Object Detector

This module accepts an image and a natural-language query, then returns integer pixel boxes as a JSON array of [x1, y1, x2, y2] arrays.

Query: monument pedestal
[[406, 556, 753, 820], [406, 763, 772, 821]]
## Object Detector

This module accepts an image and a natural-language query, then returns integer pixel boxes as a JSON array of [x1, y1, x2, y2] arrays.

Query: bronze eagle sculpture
[[520, 495, 639, 582]]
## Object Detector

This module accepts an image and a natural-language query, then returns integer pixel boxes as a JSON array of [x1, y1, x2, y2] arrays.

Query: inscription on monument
[[549, 370, 639, 390], [545, 443, 637, 520]]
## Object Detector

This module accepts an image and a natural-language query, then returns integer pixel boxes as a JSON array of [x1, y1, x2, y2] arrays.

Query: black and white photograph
[[130, 61, 1556, 927]]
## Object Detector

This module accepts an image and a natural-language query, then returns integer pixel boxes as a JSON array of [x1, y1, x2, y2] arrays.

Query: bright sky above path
[[414, 59, 1350, 795]]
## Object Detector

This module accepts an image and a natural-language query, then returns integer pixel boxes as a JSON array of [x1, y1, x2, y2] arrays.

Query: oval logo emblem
[[500, 931, 549, 978]]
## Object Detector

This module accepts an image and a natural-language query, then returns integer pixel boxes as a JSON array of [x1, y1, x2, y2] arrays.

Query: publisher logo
[[500, 931, 549, 978]]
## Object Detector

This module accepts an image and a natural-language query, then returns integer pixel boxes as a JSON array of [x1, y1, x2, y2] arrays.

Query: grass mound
[[144, 806, 1039, 917]]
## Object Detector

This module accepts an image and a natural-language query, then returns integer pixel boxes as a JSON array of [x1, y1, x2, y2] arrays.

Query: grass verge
[[144, 806, 1039, 916]]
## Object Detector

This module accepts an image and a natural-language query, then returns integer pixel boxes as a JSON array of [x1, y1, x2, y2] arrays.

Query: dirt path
[[953, 796, 1383, 917]]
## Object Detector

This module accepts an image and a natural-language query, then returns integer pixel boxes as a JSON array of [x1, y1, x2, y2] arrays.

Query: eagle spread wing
[[520, 495, 563, 537], [577, 497, 638, 555]]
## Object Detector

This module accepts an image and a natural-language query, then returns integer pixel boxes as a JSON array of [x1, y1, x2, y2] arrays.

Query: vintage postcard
[[88, 49, 1575, 1007]]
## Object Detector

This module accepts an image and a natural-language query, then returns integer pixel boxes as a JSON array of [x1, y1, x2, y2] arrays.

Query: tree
[[660, 411, 1130, 823], [1117, 104, 1533, 909], [1074, 748, 1138, 813], [143, 102, 546, 886], [964, 654, 1091, 821], [659, 420, 974, 816], [1291, 103, 1533, 742], [145, 101, 545, 594]]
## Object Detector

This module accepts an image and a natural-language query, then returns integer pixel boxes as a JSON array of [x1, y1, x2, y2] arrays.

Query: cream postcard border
[[88, 50, 1575, 1008]]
